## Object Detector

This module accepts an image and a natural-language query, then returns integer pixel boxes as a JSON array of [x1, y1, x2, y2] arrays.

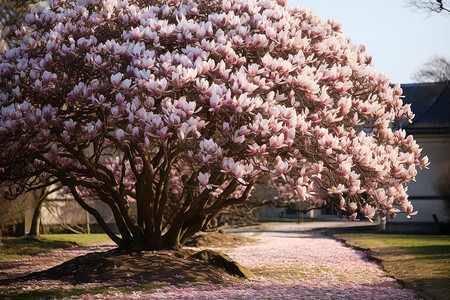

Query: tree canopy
[[0, 0, 429, 250]]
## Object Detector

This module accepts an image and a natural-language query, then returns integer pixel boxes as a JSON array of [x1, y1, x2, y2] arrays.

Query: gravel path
[[144, 224, 417, 299], [0, 224, 418, 299]]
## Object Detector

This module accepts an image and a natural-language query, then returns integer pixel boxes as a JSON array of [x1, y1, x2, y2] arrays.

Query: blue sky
[[289, 0, 450, 84]]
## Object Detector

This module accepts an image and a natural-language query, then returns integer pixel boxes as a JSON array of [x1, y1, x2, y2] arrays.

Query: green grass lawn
[[0, 234, 112, 262], [332, 233, 450, 300]]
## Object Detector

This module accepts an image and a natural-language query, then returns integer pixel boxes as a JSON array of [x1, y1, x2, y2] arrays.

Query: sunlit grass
[[0, 234, 111, 262], [40, 233, 112, 246], [332, 233, 450, 300]]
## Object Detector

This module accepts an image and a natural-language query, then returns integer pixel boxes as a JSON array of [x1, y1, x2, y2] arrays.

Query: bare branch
[[406, 0, 450, 15], [412, 55, 450, 82]]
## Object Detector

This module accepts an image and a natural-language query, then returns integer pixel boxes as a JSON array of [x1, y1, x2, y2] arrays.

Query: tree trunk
[[29, 196, 46, 237], [86, 211, 90, 234]]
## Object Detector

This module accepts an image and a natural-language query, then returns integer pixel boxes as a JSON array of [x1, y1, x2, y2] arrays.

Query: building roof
[[399, 81, 450, 134]]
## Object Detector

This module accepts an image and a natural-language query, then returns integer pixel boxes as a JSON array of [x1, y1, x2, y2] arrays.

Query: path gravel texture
[[0, 223, 418, 299]]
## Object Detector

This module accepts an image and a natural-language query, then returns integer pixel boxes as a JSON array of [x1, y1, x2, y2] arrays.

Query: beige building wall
[[389, 134, 450, 223], [40, 199, 117, 226]]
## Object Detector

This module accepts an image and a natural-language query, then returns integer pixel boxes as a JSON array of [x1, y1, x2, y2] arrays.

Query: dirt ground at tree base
[[0, 231, 257, 287], [12, 249, 247, 286]]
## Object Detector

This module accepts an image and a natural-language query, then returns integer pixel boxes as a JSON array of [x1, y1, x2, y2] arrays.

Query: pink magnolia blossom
[[115, 129, 125, 144], [0, 0, 428, 249], [362, 204, 376, 221], [198, 172, 212, 189]]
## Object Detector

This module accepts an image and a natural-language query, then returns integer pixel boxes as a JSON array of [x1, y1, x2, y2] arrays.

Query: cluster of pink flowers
[[0, 0, 429, 225]]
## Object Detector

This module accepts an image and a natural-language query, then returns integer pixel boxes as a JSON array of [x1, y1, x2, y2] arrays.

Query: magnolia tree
[[0, 0, 429, 250]]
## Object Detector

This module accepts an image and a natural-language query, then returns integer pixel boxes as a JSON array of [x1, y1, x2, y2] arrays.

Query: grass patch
[[0, 234, 111, 262], [332, 233, 450, 300], [0, 288, 68, 300], [0, 238, 76, 262], [40, 233, 112, 246], [0, 283, 165, 299]]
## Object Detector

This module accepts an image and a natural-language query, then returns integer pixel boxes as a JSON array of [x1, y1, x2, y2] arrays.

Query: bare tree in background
[[0, 195, 27, 235], [0, 189, 42, 236], [412, 56, 450, 83], [407, 0, 450, 15], [28, 184, 62, 237], [0, 0, 41, 51]]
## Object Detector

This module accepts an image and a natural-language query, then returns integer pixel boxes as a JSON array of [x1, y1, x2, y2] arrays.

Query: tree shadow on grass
[[0, 238, 77, 256], [398, 245, 450, 258]]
